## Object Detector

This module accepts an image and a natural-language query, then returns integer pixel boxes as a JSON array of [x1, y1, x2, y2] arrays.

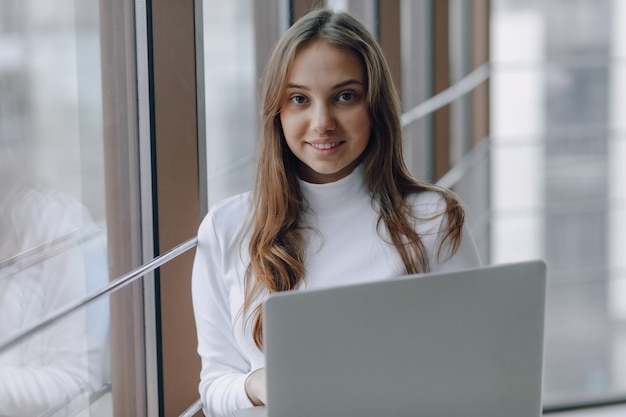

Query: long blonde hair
[[245, 8, 465, 349]]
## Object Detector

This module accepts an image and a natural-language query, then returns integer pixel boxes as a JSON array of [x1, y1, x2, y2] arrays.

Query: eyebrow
[[286, 79, 365, 90]]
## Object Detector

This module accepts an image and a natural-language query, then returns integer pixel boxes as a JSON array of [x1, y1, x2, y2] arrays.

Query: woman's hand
[[245, 368, 267, 406]]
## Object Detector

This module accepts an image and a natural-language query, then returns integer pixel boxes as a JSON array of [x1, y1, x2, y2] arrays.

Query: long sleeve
[[0, 190, 90, 416], [190, 171, 482, 416], [406, 190, 481, 273], [430, 223, 482, 272], [191, 210, 255, 417], [0, 313, 88, 417], [425, 192, 481, 272], [0, 334, 87, 416]]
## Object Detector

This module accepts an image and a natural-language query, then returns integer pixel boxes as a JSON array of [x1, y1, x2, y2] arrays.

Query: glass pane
[[202, 0, 257, 206], [491, 0, 626, 406], [0, 285, 111, 416], [0, 5, 107, 285], [0, 0, 114, 414]]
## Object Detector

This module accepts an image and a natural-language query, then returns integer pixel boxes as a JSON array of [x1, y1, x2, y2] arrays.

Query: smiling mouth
[[309, 142, 341, 150]]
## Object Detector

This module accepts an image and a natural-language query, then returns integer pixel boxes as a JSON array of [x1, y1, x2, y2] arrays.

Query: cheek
[[279, 114, 300, 154], [279, 112, 295, 138], [280, 112, 307, 141], [347, 110, 372, 140]]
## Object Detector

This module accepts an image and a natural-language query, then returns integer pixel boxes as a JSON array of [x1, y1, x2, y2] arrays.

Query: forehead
[[286, 40, 366, 85]]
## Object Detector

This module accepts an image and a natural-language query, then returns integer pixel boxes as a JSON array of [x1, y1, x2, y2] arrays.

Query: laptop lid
[[235, 260, 547, 417]]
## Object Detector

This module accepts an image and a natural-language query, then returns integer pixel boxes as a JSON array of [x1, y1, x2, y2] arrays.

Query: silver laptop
[[233, 260, 547, 417]]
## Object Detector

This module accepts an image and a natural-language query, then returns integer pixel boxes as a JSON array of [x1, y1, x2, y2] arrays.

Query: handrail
[[0, 237, 198, 352], [0, 228, 103, 279], [435, 138, 490, 189], [401, 62, 490, 128], [179, 398, 203, 417]]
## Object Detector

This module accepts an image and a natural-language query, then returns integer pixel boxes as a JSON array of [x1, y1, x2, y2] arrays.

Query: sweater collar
[[298, 164, 370, 217]]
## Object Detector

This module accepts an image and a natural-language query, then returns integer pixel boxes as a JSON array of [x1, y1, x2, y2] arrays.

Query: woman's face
[[279, 40, 371, 184]]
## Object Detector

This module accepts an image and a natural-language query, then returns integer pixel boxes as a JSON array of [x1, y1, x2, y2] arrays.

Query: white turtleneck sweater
[[191, 166, 481, 417]]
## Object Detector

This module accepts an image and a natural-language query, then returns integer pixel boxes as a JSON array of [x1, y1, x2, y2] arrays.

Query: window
[[0, 0, 114, 414], [491, 0, 626, 407], [3, 1, 625, 415]]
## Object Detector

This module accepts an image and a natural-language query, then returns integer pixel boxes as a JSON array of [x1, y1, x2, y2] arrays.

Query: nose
[[311, 102, 336, 133]]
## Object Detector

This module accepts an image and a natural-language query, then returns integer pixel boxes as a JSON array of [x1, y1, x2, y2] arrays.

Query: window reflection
[[0, 0, 111, 414], [0, 184, 110, 415]]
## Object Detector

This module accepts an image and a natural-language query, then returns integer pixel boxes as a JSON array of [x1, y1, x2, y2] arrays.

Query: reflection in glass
[[0, 186, 110, 415], [0, 0, 111, 414]]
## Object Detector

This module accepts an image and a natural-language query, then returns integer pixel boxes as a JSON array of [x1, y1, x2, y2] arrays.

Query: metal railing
[[401, 63, 490, 128], [0, 237, 198, 352], [0, 228, 102, 280], [179, 399, 203, 417]]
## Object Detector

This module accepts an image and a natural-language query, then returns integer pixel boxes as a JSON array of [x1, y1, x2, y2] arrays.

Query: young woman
[[192, 8, 481, 417]]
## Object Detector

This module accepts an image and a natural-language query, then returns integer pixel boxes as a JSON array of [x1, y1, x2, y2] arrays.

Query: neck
[[298, 164, 370, 218]]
